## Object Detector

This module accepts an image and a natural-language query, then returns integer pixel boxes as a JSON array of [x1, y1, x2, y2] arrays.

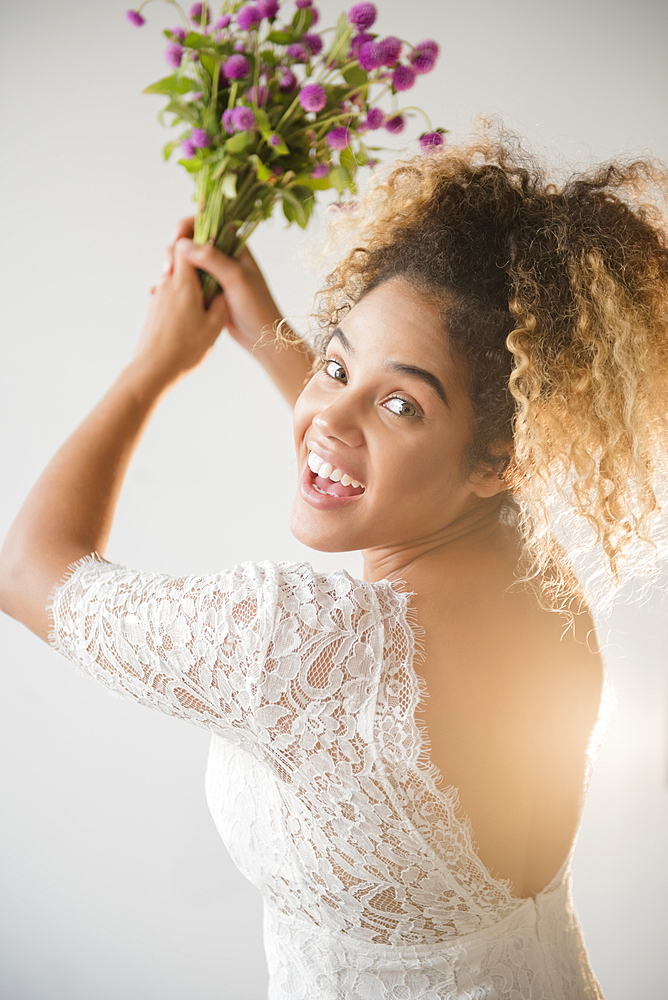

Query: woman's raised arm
[[0, 230, 311, 641]]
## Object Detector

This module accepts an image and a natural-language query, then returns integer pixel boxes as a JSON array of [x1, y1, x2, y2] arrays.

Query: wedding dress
[[49, 555, 608, 999]]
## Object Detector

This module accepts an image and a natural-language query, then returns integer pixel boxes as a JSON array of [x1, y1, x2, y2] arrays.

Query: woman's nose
[[312, 395, 364, 448]]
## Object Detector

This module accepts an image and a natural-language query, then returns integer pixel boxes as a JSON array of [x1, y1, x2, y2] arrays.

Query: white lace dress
[[48, 555, 606, 1000]]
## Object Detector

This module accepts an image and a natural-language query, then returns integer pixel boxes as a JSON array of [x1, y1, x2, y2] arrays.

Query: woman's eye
[[324, 359, 347, 383], [384, 396, 419, 418]]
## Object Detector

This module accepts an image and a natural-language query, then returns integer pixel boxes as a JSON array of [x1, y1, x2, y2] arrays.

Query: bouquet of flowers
[[127, 0, 445, 305]]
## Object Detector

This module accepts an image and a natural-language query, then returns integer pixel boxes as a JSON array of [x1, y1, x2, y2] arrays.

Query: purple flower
[[416, 38, 440, 57], [223, 54, 250, 79], [348, 2, 376, 31], [366, 158, 379, 168], [392, 64, 416, 91], [365, 106, 385, 129], [126, 10, 145, 27], [191, 90, 203, 100], [190, 128, 211, 148], [189, 2, 211, 25], [385, 114, 405, 134], [215, 14, 231, 28], [237, 4, 262, 30], [189, 51, 200, 62], [302, 32, 323, 55], [311, 162, 329, 178], [349, 31, 374, 57], [231, 106, 257, 131], [181, 139, 196, 157], [299, 83, 327, 112], [286, 42, 309, 62], [268, 133, 282, 147], [276, 65, 297, 91], [411, 49, 436, 74], [222, 108, 235, 133], [165, 43, 184, 68], [295, 0, 311, 7], [379, 36, 401, 66], [257, 0, 279, 16], [419, 131, 445, 152], [358, 40, 385, 71], [248, 84, 270, 104], [170, 26, 186, 40], [326, 126, 352, 150]]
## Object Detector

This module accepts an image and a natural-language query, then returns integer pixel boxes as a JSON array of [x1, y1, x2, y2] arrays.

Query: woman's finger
[[177, 238, 243, 290], [164, 216, 195, 276]]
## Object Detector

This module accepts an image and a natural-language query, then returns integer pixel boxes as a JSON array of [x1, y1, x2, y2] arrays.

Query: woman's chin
[[289, 505, 362, 553]]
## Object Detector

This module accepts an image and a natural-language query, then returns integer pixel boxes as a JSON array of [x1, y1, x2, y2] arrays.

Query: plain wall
[[1, 0, 667, 997]]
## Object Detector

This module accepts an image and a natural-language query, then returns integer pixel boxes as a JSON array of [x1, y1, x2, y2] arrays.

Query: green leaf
[[163, 138, 183, 161], [143, 74, 200, 96], [249, 154, 272, 182], [280, 188, 307, 225], [267, 29, 295, 44], [199, 53, 218, 80], [342, 65, 368, 87], [254, 108, 271, 133], [325, 12, 351, 64], [184, 31, 209, 50], [291, 7, 313, 33], [328, 165, 347, 194], [282, 198, 298, 224], [162, 98, 200, 126], [294, 172, 331, 190], [177, 157, 204, 174], [259, 49, 279, 65], [221, 172, 237, 199], [225, 131, 252, 153], [340, 145, 361, 175]]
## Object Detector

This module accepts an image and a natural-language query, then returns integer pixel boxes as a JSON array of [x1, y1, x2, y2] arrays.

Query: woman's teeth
[[307, 451, 361, 489]]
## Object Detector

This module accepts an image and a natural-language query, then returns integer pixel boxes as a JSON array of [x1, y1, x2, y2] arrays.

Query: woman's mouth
[[300, 451, 366, 509]]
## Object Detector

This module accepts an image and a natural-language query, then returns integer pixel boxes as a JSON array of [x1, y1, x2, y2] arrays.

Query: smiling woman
[[1, 118, 668, 1000]]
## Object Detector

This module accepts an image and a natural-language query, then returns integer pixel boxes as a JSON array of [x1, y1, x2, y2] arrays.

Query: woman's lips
[[299, 462, 366, 510]]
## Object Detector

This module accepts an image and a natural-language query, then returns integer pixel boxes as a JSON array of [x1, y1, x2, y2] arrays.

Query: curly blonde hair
[[304, 118, 668, 617]]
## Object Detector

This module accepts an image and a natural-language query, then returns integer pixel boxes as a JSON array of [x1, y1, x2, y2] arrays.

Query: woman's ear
[[469, 465, 510, 498], [468, 443, 515, 498]]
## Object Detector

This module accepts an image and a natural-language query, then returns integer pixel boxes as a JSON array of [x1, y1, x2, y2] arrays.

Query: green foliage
[[143, 74, 200, 96], [177, 157, 202, 174], [225, 131, 252, 153], [267, 29, 295, 45], [342, 65, 368, 88], [162, 138, 183, 161]]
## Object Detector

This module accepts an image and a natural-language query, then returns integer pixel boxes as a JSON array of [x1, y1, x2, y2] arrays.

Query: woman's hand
[[155, 216, 285, 356], [149, 216, 314, 407]]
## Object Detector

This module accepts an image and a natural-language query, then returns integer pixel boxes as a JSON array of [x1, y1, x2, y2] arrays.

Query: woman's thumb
[[177, 238, 239, 287]]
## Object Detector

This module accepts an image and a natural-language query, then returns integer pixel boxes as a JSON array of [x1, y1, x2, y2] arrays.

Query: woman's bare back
[[402, 526, 604, 899]]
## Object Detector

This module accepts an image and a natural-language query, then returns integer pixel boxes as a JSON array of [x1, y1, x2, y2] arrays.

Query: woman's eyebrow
[[329, 327, 354, 353], [386, 362, 450, 407], [329, 327, 449, 407]]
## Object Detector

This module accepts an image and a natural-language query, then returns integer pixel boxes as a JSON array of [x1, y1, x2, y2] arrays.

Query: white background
[[1, 0, 667, 997]]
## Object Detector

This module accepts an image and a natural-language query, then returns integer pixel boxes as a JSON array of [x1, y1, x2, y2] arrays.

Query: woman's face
[[291, 277, 502, 555]]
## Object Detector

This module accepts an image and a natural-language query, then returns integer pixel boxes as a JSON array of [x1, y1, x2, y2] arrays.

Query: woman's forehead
[[339, 279, 458, 372]]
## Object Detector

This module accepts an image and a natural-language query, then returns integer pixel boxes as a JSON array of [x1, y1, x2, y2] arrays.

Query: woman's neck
[[362, 497, 512, 584]]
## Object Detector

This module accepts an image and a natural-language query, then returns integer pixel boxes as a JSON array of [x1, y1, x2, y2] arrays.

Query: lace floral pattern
[[49, 555, 605, 999]]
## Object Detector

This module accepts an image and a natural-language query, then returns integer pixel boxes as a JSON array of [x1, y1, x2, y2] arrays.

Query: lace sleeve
[[47, 554, 383, 756], [47, 554, 292, 738]]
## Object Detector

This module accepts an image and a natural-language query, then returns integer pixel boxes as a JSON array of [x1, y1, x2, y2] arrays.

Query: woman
[[2, 127, 667, 998]]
